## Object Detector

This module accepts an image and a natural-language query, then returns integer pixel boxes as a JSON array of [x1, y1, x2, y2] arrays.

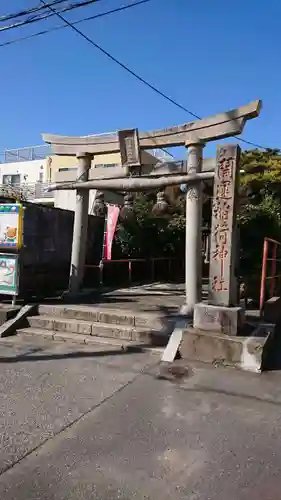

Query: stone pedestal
[[193, 302, 245, 336]]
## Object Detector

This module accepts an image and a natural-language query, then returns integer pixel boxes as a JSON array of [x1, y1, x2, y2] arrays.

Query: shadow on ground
[[0, 344, 150, 364]]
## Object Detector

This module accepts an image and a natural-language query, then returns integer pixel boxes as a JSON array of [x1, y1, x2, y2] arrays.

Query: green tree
[[240, 148, 281, 203], [113, 191, 186, 258], [239, 194, 281, 270], [238, 149, 281, 299]]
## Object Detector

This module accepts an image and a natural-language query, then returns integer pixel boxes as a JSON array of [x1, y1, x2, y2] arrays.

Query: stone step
[[16, 328, 165, 353], [38, 304, 169, 330], [16, 328, 132, 348], [27, 315, 169, 345], [179, 328, 269, 372]]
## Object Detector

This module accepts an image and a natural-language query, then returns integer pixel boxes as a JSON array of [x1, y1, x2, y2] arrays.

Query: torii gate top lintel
[[42, 100, 261, 156]]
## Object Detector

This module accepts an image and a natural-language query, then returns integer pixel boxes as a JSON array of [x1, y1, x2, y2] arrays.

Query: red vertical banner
[[104, 205, 120, 261]]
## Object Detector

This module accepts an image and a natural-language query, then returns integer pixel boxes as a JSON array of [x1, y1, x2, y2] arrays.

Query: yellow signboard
[[0, 203, 24, 250]]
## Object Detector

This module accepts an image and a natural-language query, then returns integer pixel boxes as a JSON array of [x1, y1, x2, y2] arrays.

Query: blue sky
[[0, 0, 280, 158]]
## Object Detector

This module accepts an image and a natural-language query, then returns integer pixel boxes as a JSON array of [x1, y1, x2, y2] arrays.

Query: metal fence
[[84, 257, 185, 288], [259, 237, 281, 314], [0, 145, 52, 164], [0, 182, 54, 201]]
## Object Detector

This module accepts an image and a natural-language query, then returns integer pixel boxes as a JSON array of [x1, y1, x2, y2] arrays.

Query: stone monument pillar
[[185, 141, 205, 314], [193, 144, 244, 335], [68, 152, 92, 295]]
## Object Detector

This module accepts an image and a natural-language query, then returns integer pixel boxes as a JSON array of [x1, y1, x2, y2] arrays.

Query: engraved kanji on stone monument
[[209, 144, 240, 306]]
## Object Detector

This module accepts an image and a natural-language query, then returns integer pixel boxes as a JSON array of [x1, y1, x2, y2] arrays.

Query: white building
[[0, 144, 176, 209], [0, 159, 48, 185], [0, 145, 54, 204]]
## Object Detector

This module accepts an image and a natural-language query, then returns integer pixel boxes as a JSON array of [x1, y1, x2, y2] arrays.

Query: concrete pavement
[[1, 336, 281, 499]]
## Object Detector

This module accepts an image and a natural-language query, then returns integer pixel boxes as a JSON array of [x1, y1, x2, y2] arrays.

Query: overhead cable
[[0, 0, 103, 33], [0, 0, 151, 47]]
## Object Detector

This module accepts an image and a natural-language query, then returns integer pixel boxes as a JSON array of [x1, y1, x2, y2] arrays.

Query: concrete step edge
[[17, 327, 55, 338], [38, 303, 169, 318], [28, 315, 167, 333], [27, 316, 170, 345], [38, 304, 173, 326], [28, 314, 96, 326], [16, 328, 164, 351], [16, 328, 130, 346]]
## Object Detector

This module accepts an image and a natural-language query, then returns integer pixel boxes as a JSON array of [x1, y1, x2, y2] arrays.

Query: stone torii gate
[[43, 100, 261, 321]]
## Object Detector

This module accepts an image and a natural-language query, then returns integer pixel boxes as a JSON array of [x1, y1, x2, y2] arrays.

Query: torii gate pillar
[[69, 152, 92, 295], [185, 141, 205, 314]]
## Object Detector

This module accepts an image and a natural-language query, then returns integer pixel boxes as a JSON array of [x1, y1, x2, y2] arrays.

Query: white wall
[[54, 189, 123, 214], [0, 159, 48, 184], [54, 189, 97, 214]]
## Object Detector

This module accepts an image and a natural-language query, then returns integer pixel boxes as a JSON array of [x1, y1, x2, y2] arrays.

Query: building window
[[39, 172, 44, 183], [58, 167, 77, 172], [95, 163, 119, 168], [2, 174, 21, 186]]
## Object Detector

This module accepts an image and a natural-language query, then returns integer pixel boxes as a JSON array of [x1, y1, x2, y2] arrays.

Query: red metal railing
[[259, 237, 281, 314], [85, 257, 184, 287]]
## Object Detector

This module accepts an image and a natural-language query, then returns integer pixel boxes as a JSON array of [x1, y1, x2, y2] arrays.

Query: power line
[[0, 1, 151, 48], [40, 0, 201, 120], [0, 0, 66, 23], [0, 0, 104, 33], [0, 4, 270, 151], [234, 136, 266, 149], [39, 0, 269, 150]]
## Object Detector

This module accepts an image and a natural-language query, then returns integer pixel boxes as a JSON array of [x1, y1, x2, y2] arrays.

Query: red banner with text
[[103, 205, 120, 260]]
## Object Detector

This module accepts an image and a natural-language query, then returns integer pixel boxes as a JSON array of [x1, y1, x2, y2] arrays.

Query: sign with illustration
[[0, 204, 24, 250], [0, 254, 19, 295]]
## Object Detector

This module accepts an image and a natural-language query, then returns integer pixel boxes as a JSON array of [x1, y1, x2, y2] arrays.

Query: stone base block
[[193, 302, 245, 336], [263, 296, 281, 323], [179, 328, 267, 372]]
